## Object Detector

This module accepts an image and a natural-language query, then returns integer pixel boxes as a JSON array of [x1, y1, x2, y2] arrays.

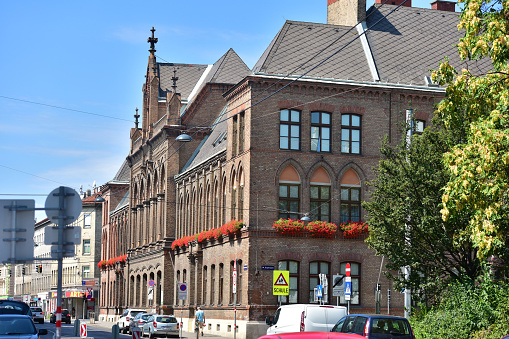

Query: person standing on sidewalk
[[194, 307, 205, 336]]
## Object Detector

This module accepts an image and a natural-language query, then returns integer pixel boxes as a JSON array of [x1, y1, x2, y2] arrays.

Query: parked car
[[142, 314, 179, 338], [29, 307, 44, 324], [0, 314, 48, 338], [129, 312, 155, 335], [0, 300, 32, 316], [331, 314, 415, 339], [259, 332, 364, 339], [49, 309, 71, 324], [266, 304, 347, 334], [117, 309, 145, 334]]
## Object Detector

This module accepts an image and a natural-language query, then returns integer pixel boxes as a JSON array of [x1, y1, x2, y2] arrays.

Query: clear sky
[[0, 0, 457, 221]]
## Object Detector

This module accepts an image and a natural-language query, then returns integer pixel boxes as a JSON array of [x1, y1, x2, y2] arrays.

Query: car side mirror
[[265, 317, 273, 326], [39, 329, 48, 335]]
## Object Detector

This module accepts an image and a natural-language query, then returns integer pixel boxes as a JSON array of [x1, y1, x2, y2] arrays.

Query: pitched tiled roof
[[204, 48, 251, 85], [253, 21, 372, 81], [179, 105, 227, 175], [158, 63, 208, 100], [111, 160, 130, 182], [253, 5, 492, 86], [366, 4, 491, 86]]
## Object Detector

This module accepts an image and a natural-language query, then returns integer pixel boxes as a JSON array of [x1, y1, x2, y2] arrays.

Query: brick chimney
[[327, 0, 366, 26], [375, 0, 412, 6], [430, 0, 456, 11]]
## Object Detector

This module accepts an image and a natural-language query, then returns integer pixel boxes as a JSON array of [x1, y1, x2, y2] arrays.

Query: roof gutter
[[251, 72, 446, 93]]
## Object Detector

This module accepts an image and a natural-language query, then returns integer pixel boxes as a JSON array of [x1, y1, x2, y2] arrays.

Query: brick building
[[98, 161, 130, 321], [98, 0, 492, 338]]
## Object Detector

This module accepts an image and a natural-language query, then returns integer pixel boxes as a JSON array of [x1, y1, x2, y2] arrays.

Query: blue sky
[[0, 0, 456, 221]]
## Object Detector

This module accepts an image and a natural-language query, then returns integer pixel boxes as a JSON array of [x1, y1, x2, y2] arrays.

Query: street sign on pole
[[345, 276, 352, 301], [148, 286, 154, 300], [333, 274, 344, 297], [345, 263, 351, 277], [273, 270, 289, 295], [0, 200, 36, 263], [178, 283, 187, 300]]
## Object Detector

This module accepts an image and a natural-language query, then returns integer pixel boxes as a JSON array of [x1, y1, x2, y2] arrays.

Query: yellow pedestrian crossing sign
[[273, 270, 289, 295]]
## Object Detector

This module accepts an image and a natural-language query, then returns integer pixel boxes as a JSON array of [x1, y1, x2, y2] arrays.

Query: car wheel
[[123, 326, 128, 334]]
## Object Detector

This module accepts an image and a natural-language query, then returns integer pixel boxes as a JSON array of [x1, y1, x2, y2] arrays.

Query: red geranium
[[339, 220, 369, 238], [306, 221, 337, 238], [272, 219, 305, 235]]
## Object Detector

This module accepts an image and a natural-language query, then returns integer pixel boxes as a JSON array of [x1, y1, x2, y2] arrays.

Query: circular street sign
[[148, 280, 155, 287], [45, 186, 82, 225], [345, 263, 351, 277], [179, 283, 187, 292]]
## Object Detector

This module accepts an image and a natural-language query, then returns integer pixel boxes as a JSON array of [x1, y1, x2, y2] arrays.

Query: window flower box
[[272, 218, 305, 235], [339, 220, 369, 238], [306, 220, 337, 238]]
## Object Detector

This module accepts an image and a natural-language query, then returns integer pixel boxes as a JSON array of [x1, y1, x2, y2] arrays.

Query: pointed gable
[[205, 48, 251, 85]]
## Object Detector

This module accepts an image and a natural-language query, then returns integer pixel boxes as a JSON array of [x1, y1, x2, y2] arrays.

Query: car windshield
[[0, 301, 31, 315], [371, 318, 411, 336], [141, 314, 152, 320], [62, 310, 70, 315], [0, 316, 36, 335], [30, 308, 42, 313], [132, 311, 143, 317], [157, 316, 177, 323]]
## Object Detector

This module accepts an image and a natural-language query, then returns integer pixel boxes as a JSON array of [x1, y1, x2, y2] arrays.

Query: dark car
[[331, 314, 415, 339], [49, 309, 71, 324], [0, 300, 32, 316]]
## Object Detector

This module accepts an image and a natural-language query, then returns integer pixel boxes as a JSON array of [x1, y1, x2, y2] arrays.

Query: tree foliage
[[432, 0, 509, 260], [364, 127, 480, 299], [411, 274, 509, 339]]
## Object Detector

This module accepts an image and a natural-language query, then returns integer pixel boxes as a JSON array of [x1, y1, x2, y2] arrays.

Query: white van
[[265, 304, 347, 334]]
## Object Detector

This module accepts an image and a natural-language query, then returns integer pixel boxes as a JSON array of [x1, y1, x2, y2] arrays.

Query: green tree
[[364, 126, 480, 300], [432, 0, 509, 261]]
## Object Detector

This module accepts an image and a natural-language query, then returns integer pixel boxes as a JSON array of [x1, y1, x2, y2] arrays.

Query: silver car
[[142, 314, 179, 338], [0, 314, 48, 338], [129, 312, 155, 334]]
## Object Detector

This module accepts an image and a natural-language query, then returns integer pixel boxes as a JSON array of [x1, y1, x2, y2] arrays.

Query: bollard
[[73, 319, 81, 337], [111, 324, 120, 339]]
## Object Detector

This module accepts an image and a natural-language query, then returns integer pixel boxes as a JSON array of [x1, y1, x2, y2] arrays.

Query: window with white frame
[[83, 240, 91, 255]]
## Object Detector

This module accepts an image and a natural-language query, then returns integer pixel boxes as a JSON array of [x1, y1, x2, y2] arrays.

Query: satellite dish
[[45, 186, 82, 225]]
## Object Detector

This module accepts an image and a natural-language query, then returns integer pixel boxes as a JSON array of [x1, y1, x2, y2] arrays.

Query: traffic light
[[36, 265, 42, 273], [39, 265, 42, 273], [22, 267, 25, 275]]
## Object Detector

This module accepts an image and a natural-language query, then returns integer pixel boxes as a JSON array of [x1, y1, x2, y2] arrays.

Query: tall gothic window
[[232, 116, 238, 156], [310, 167, 331, 222], [340, 169, 361, 223], [279, 165, 300, 219]]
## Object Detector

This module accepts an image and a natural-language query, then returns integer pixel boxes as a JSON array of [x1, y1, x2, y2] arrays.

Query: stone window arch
[[340, 169, 361, 223], [279, 165, 301, 219]]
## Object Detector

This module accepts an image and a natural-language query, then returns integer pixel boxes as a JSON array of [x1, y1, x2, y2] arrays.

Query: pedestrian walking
[[194, 307, 205, 336]]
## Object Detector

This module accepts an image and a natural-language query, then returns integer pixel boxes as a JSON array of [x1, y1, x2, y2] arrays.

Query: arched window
[[278, 260, 299, 304], [309, 261, 330, 304], [238, 168, 244, 221], [310, 167, 331, 222], [340, 169, 361, 223], [338, 262, 361, 305], [231, 171, 237, 220], [279, 165, 300, 219], [203, 266, 208, 305]]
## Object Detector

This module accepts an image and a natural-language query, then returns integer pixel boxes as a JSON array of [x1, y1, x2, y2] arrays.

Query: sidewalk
[[79, 319, 228, 338]]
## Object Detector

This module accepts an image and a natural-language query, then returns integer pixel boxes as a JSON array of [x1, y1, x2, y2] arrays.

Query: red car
[[259, 332, 364, 339]]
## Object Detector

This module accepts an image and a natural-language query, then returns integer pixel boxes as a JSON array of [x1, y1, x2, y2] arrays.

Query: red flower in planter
[[220, 220, 243, 235], [339, 220, 369, 238], [272, 219, 305, 235], [306, 221, 337, 238]]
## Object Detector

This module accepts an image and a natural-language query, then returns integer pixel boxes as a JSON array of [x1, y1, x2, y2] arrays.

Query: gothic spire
[[148, 27, 158, 55]]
